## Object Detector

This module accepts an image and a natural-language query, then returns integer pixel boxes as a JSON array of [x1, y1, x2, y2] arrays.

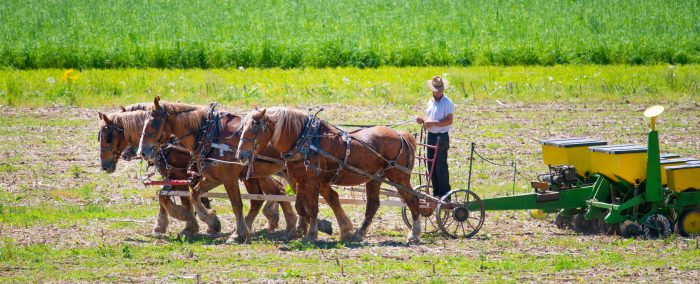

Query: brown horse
[[137, 97, 299, 242], [235, 107, 423, 243], [97, 107, 284, 236]]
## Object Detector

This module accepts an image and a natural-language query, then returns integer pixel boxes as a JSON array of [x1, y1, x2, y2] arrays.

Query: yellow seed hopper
[[589, 144, 648, 184], [541, 138, 607, 176]]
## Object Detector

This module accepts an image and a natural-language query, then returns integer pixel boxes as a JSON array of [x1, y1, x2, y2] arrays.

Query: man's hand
[[415, 117, 425, 124], [422, 121, 434, 129]]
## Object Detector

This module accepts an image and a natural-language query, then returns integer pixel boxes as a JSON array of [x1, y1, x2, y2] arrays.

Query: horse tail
[[397, 130, 417, 171]]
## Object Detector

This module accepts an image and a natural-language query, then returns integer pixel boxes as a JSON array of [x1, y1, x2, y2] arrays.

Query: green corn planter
[[461, 105, 700, 238]]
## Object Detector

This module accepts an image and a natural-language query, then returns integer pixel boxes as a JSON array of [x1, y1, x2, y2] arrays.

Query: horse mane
[[108, 111, 148, 145], [242, 107, 307, 145], [123, 103, 151, 112], [158, 101, 209, 132]]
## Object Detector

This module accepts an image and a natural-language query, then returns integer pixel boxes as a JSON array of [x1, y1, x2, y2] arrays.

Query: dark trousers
[[427, 132, 450, 197]]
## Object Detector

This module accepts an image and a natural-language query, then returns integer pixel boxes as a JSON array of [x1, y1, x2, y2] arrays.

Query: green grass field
[[1, 0, 699, 68], [2, 65, 699, 107]]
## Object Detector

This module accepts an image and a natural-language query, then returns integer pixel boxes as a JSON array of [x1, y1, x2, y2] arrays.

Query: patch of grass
[[0, 232, 699, 282], [552, 254, 586, 271], [1, 65, 698, 107], [0, 163, 18, 173], [69, 165, 84, 178], [77, 183, 95, 202], [0, 203, 154, 227]]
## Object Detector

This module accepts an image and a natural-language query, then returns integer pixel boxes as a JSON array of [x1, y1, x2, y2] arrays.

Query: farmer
[[416, 76, 454, 198]]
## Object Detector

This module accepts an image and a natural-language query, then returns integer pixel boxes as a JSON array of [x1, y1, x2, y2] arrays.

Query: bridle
[[98, 124, 124, 161], [239, 116, 269, 161], [142, 107, 172, 145]]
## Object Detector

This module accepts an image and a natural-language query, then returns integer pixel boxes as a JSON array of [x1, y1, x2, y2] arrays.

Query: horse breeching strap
[[280, 113, 442, 205], [308, 143, 441, 205]]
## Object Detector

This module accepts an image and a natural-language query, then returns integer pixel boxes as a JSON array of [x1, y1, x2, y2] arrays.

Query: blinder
[[99, 124, 125, 157]]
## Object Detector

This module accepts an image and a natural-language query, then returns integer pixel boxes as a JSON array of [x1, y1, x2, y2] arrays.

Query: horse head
[[138, 96, 172, 161], [97, 111, 126, 173], [236, 108, 271, 163]]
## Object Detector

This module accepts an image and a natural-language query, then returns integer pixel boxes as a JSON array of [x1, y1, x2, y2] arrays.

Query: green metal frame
[[471, 112, 700, 232]]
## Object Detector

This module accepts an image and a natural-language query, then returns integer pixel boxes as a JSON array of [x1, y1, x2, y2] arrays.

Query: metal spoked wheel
[[401, 185, 443, 234], [643, 214, 672, 239], [436, 189, 486, 239]]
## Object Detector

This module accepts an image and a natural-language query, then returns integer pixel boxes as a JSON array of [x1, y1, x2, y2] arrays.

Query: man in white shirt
[[416, 76, 454, 198]]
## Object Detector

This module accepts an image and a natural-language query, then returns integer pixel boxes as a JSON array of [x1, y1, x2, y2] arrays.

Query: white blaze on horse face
[[137, 120, 150, 159], [235, 120, 255, 161]]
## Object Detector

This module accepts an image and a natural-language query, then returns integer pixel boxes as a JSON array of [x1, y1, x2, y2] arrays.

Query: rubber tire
[[555, 212, 571, 230], [676, 209, 700, 237], [643, 214, 672, 239], [571, 213, 592, 233], [620, 220, 642, 238], [597, 218, 617, 235]]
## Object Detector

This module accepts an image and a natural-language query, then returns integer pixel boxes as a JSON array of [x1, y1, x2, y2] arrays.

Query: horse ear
[[119, 106, 126, 112], [98, 112, 111, 124], [154, 96, 161, 110], [254, 108, 266, 120]]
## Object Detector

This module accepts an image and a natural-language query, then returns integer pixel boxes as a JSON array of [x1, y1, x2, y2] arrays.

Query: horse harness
[[186, 104, 285, 178], [190, 103, 224, 173], [280, 113, 413, 183]]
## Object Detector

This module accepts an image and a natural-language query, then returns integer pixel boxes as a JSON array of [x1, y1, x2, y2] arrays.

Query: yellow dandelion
[[62, 69, 80, 82]]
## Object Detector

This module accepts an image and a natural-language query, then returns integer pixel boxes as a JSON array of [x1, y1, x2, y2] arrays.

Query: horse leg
[[253, 178, 283, 232], [262, 201, 280, 232], [319, 183, 356, 242], [223, 181, 250, 243], [395, 179, 421, 243], [160, 184, 201, 235], [178, 196, 200, 235], [355, 180, 382, 240], [260, 176, 297, 237], [190, 177, 222, 235], [299, 180, 320, 242], [292, 181, 309, 237], [242, 179, 266, 233], [153, 196, 170, 234]]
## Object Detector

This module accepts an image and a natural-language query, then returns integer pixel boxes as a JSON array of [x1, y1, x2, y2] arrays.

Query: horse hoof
[[341, 233, 363, 243], [152, 226, 167, 234], [317, 219, 333, 235], [285, 231, 302, 241], [266, 214, 280, 230], [208, 218, 222, 234], [178, 228, 196, 237], [407, 236, 421, 244], [301, 236, 317, 243], [224, 233, 249, 244]]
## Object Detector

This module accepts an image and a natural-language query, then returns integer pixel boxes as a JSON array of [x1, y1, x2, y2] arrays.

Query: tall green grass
[[1, 65, 698, 107], [0, 0, 698, 69]]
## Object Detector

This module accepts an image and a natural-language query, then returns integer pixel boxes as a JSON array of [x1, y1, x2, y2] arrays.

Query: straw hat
[[427, 76, 448, 92]]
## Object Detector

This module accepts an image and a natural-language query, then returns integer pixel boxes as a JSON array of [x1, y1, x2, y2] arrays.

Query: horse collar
[[281, 115, 321, 162]]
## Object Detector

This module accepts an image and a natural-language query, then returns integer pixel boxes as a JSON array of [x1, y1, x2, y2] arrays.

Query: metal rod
[[156, 191, 431, 208], [467, 142, 475, 191], [512, 160, 517, 196]]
